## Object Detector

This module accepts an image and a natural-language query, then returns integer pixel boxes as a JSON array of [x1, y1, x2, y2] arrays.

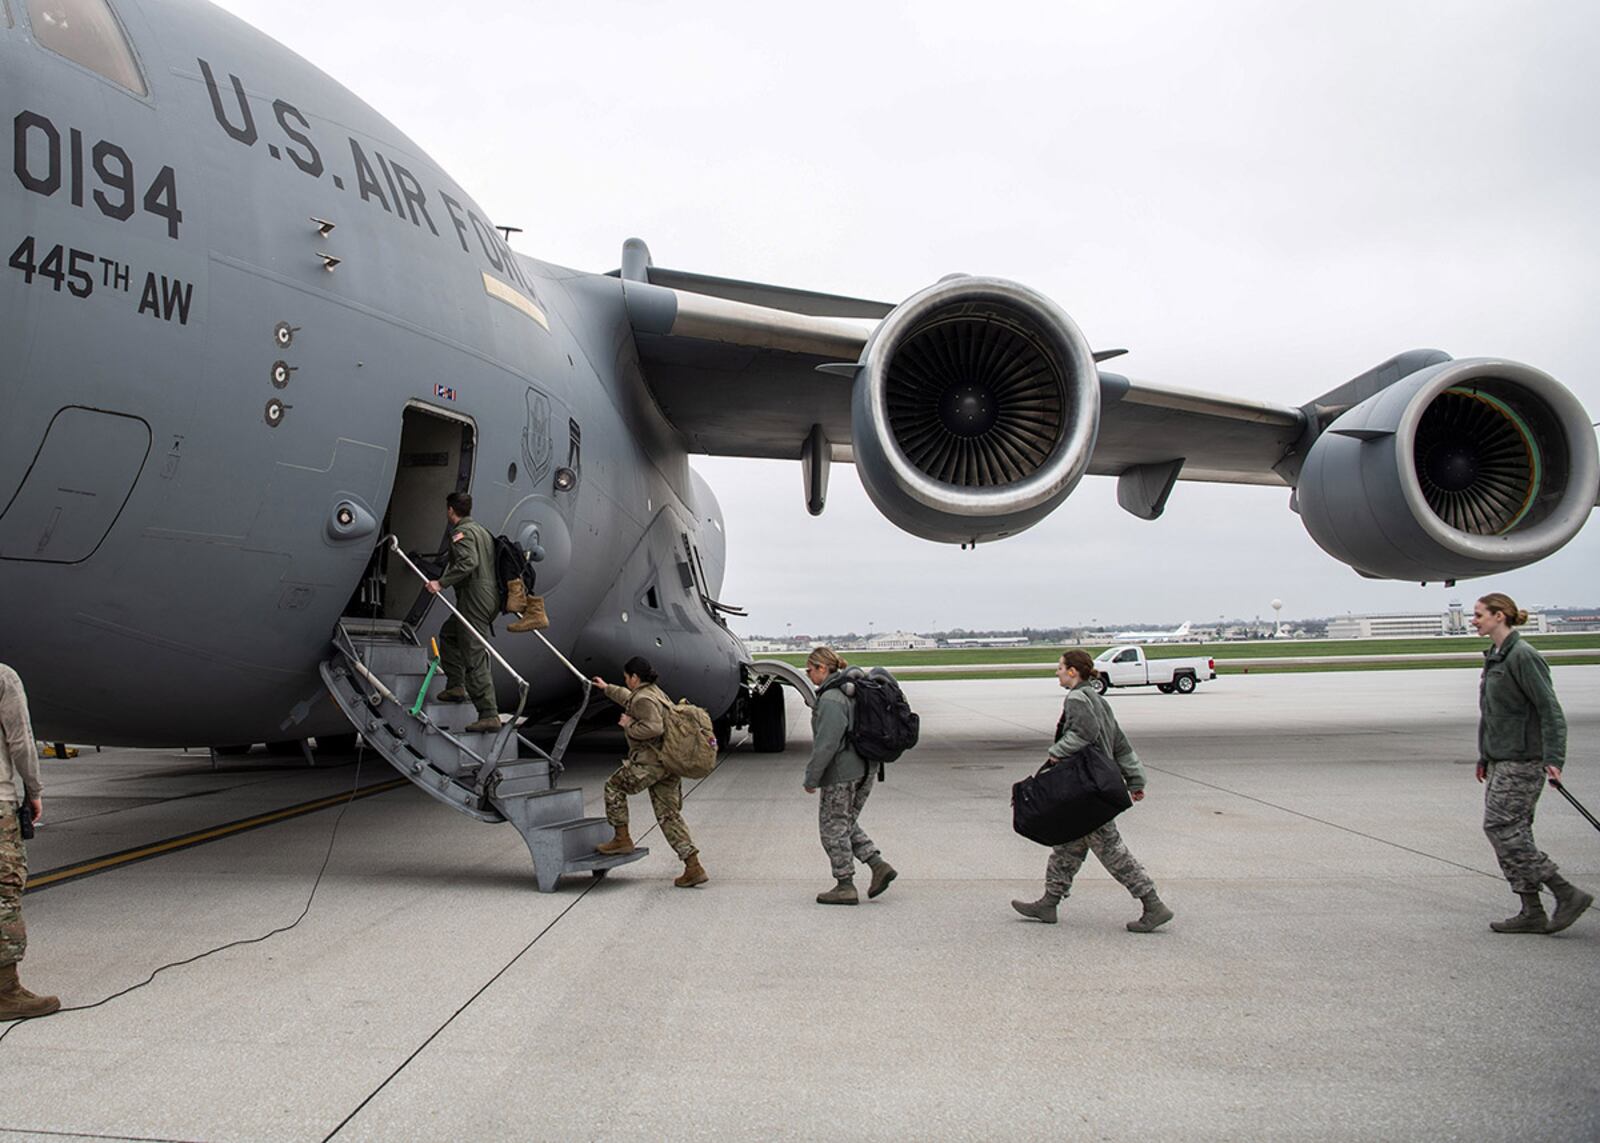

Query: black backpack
[[492, 534, 536, 613], [848, 667, 919, 773]]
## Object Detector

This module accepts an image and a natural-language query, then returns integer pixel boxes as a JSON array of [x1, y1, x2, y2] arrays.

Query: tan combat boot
[[0, 963, 60, 1020], [817, 878, 859, 905], [507, 595, 549, 633], [596, 827, 634, 855], [674, 855, 708, 888], [464, 715, 502, 733], [504, 578, 530, 616]]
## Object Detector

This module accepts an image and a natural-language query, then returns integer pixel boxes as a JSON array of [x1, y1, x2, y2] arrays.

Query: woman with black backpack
[[803, 646, 898, 906], [1012, 649, 1173, 932]]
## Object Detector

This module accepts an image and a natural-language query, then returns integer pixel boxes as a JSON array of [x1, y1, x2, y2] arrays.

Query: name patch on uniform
[[434, 383, 457, 401]]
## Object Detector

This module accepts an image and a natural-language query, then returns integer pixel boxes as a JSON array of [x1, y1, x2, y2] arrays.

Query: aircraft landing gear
[[749, 683, 787, 753]]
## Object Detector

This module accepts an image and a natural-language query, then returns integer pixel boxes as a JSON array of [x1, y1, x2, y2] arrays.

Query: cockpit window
[[26, 0, 146, 95]]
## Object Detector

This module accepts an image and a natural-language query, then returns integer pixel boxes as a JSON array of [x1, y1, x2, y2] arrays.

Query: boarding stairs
[[319, 537, 647, 892]]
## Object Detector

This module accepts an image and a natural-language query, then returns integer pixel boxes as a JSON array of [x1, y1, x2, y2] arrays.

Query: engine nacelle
[[1297, 358, 1599, 581], [850, 277, 1100, 544]]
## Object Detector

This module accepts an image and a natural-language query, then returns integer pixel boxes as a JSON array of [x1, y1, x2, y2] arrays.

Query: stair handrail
[[385, 536, 528, 702]]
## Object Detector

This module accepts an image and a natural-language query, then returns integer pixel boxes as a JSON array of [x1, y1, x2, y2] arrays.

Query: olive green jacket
[[1047, 683, 1146, 792], [1479, 631, 1566, 769], [805, 672, 867, 789], [438, 517, 499, 622]]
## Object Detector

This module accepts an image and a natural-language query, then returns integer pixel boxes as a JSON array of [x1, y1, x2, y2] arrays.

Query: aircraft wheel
[[713, 713, 735, 752], [1090, 676, 1108, 695], [749, 684, 787, 753], [315, 732, 361, 754], [211, 744, 253, 757], [1157, 684, 1175, 694], [266, 739, 305, 756], [1174, 674, 1197, 694]]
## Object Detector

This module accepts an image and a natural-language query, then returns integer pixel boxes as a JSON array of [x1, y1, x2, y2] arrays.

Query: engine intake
[[850, 277, 1100, 543], [1296, 357, 1598, 581]]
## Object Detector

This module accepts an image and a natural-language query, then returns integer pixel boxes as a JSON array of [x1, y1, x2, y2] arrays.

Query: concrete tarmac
[[2, 668, 1597, 1141]]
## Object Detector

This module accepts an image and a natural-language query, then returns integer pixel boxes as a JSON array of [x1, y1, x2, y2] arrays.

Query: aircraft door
[[343, 404, 475, 622], [0, 406, 151, 562]]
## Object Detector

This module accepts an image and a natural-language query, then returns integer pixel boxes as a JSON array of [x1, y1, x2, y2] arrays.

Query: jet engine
[[1296, 358, 1599, 581], [849, 277, 1101, 544]]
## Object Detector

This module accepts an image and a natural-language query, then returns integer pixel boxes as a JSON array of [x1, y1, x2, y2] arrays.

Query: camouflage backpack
[[658, 699, 719, 779]]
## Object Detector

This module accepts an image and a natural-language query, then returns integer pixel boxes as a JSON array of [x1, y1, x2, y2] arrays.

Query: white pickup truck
[[1091, 645, 1216, 695]]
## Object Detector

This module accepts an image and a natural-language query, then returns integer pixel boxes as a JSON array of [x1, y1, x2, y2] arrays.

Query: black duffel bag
[[1012, 743, 1133, 846]]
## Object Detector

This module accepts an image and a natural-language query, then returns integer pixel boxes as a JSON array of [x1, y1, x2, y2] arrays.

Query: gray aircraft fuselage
[[1, 0, 745, 745]]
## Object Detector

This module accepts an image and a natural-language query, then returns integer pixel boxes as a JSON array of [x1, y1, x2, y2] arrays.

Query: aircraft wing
[[615, 255, 1306, 489], [611, 242, 1599, 579]]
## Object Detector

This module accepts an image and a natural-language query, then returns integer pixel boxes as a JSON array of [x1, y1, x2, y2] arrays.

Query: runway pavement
[[2, 668, 1597, 1141]]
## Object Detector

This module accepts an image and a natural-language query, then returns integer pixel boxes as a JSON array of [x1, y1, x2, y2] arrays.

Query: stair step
[[533, 816, 622, 863], [493, 773, 552, 798], [349, 642, 428, 676], [496, 759, 552, 782]]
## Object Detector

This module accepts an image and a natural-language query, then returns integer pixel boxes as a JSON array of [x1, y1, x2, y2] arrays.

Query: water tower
[[1271, 598, 1284, 637]]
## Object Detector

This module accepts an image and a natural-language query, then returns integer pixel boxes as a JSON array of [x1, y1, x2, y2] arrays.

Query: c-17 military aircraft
[[3, 1, 1598, 769]]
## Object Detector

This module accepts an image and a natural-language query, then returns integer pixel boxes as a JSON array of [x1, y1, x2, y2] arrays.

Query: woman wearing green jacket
[[803, 647, 897, 906], [1472, 592, 1592, 934], [1012, 649, 1173, 932]]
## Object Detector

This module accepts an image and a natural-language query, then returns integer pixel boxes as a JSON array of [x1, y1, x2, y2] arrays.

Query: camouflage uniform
[[1042, 682, 1156, 902], [437, 515, 499, 719], [1479, 632, 1568, 894], [806, 671, 884, 880], [0, 664, 42, 970], [819, 774, 881, 881], [1046, 821, 1155, 900], [601, 682, 697, 860], [0, 807, 24, 969], [1483, 761, 1557, 893]]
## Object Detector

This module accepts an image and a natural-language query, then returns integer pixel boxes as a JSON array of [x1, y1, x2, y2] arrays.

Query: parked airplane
[[4, 0, 1598, 772], [1113, 622, 1193, 643]]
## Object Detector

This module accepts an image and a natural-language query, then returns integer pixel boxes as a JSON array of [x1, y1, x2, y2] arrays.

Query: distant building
[[1327, 609, 1548, 639], [862, 631, 940, 651], [943, 636, 1030, 648]]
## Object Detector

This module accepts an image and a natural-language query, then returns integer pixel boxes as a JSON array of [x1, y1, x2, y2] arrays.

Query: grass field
[[757, 633, 1600, 668], [754, 634, 1600, 678]]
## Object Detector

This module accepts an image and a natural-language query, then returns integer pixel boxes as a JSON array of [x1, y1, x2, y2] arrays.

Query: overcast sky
[[211, 0, 1600, 633]]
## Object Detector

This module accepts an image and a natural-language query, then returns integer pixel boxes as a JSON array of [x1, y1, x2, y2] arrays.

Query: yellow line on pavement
[[25, 778, 409, 892]]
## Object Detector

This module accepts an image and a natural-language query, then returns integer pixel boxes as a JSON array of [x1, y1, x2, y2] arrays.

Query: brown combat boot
[[1546, 876, 1594, 934], [1490, 892, 1548, 934], [1127, 891, 1174, 933], [817, 878, 859, 905], [507, 595, 549, 633], [464, 715, 502, 733], [674, 854, 708, 888], [0, 963, 60, 1020], [435, 686, 469, 703], [596, 827, 635, 855], [867, 857, 897, 899], [504, 578, 530, 616]]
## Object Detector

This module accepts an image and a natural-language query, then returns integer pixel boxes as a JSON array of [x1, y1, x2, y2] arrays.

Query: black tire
[[713, 714, 735, 752], [1157, 684, 1175, 694], [266, 739, 306, 757], [211, 744, 253, 757], [1174, 673, 1197, 694], [1090, 676, 1108, 695], [314, 732, 361, 754], [749, 684, 787, 753]]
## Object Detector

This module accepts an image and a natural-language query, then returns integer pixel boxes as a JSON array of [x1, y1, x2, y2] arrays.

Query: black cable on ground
[[322, 728, 749, 1141], [0, 748, 368, 1047]]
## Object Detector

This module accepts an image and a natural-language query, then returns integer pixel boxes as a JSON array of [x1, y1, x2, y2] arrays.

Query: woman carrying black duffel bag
[[1012, 650, 1174, 932]]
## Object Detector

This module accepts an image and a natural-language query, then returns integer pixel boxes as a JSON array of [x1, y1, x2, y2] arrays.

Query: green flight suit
[[438, 516, 499, 718]]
